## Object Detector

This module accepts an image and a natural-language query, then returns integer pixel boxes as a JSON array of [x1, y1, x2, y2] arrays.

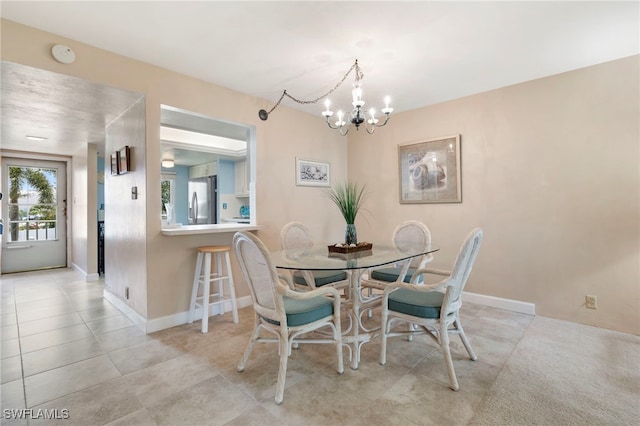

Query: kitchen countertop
[[161, 223, 261, 236]]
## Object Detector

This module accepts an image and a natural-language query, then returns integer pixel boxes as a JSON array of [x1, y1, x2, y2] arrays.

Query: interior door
[[1, 158, 67, 273]]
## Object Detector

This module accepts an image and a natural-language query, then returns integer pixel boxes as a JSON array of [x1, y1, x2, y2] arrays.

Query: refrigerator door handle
[[191, 192, 198, 224]]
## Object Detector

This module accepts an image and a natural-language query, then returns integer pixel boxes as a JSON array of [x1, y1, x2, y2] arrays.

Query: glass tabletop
[[271, 244, 439, 271]]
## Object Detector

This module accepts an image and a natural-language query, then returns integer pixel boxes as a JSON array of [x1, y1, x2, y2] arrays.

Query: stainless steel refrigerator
[[188, 175, 217, 224]]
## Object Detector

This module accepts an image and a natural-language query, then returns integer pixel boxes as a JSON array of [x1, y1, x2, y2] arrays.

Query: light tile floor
[[0, 268, 637, 425]]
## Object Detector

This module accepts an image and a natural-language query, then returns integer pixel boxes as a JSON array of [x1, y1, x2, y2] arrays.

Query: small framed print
[[119, 146, 130, 174], [296, 158, 330, 187], [110, 152, 120, 175]]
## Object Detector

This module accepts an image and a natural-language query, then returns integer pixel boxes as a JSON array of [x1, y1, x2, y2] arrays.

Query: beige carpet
[[469, 316, 640, 425]]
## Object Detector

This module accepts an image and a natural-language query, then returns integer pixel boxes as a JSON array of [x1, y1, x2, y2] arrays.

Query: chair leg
[[380, 309, 389, 365], [407, 323, 416, 341], [237, 315, 261, 372], [455, 317, 477, 361], [275, 329, 289, 405], [334, 312, 344, 374], [439, 322, 459, 391]]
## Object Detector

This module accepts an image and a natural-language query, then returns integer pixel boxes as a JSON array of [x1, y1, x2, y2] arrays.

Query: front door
[[1, 158, 67, 273]]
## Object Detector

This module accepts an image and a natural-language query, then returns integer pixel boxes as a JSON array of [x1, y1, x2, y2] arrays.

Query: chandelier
[[258, 59, 393, 135]]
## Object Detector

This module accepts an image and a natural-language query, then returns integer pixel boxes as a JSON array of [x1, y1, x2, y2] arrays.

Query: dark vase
[[345, 223, 357, 245]]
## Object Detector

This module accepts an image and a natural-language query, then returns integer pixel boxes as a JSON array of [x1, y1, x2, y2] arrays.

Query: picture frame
[[110, 151, 120, 175], [119, 146, 130, 174], [398, 135, 461, 203], [295, 158, 330, 187]]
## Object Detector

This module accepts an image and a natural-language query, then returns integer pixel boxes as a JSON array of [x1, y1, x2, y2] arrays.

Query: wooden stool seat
[[188, 245, 239, 333]]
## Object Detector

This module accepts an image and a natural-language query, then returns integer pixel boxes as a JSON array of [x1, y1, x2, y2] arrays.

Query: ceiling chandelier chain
[[258, 59, 392, 136], [260, 60, 361, 118]]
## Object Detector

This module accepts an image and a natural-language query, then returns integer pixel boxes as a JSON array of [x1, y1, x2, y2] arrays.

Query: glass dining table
[[271, 243, 439, 369]]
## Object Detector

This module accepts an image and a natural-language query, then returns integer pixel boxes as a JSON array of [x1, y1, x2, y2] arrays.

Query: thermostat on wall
[[51, 44, 76, 64]]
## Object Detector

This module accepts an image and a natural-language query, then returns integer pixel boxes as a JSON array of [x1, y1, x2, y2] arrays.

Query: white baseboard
[[103, 292, 252, 334], [104, 289, 533, 335], [71, 263, 100, 282], [146, 295, 252, 333], [103, 288, 147, 333], [463, 291, 535, 315], [85, 273, 100, 281]]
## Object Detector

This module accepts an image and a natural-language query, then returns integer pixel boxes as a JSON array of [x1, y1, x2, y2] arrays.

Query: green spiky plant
[[327, 181, 366, 225]]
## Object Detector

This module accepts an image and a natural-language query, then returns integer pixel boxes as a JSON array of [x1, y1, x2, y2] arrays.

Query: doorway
[[1, 157, 67, 273]]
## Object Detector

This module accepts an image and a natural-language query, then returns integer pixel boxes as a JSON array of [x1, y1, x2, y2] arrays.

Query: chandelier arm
[[372, 114, 391, 127], [365, 126, 375, 135], [325, 119, 341, 130]]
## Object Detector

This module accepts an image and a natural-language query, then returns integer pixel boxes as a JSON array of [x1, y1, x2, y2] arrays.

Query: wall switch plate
[[125, 287, 130, 299], [223, 203, 227, 209], [131, 186, 138, 200], [586, 295, 597, 309]]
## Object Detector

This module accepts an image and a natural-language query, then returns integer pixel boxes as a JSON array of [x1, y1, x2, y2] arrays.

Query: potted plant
[[328, 181, 367, 245]]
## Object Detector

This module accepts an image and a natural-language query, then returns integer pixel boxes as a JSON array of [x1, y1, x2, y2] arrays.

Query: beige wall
[[348, 55, 639, 334], [3, 19, 637, 334]]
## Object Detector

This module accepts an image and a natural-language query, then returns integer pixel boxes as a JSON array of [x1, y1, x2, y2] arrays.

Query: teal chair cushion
[[265, 295, 334, 327], [371, 267, 420, 283], [388, 288, 444, 319], [294, 270, 348, 287]]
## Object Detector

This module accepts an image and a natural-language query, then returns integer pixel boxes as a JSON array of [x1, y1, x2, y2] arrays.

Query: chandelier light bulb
[[368, 108, 378, 125], [352, 85, 364, 108], [322, 99, 334, 118], [381, 96, 393, 115]]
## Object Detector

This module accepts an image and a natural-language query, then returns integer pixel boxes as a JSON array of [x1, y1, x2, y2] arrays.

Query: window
[[161, 172, 176, 221], [7, 166, 58, 242]]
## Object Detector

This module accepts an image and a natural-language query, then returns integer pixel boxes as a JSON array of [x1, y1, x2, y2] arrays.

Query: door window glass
[[7, 166, 58, 242]]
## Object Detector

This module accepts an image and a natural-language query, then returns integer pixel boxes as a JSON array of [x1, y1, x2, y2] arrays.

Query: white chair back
[[443, 228, 483, 313], [280, 222, 313, 250], [392, 220, 432, 269], [233, 231, 280, 312]]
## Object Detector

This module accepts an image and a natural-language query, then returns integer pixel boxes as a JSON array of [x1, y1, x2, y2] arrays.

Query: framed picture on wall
[[119, 146, 131, 174], [110, 152, 120, 175], [398, 135, 461, 203], [296, 158, 330, 187]]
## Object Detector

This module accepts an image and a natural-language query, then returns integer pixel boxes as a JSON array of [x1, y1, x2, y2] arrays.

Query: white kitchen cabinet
[[189, 161, 217, 179], [234, 159, 249, 197]]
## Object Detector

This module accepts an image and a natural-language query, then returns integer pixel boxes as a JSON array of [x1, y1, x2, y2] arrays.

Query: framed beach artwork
[[398, 135, 461, 203], [110, 151, 120, 175], [295, 158, 330, 187], [119, 146, 131, 174]]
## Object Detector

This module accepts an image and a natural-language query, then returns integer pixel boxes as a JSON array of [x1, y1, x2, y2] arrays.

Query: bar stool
[[188, 245, 239, 333]]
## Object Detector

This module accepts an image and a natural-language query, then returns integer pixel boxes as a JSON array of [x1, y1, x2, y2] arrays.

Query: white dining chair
[[379, 228, 483, 391], [233, 231, 344, 404], [280, 222, 350, 292], [361, 220, 434, 292]]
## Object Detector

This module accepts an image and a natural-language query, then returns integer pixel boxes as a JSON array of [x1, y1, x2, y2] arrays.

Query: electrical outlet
[[125, 287, 130, 300], [586, 295, 597, 309]]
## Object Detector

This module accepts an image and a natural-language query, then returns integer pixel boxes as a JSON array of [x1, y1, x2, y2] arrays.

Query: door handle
[[193, 193, 198, 224]]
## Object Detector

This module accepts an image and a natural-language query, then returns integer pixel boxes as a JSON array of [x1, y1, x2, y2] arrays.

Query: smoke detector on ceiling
[[51, 44, 76, 64]]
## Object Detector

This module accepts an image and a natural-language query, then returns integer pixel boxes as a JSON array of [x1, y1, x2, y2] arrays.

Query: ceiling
[[1, 1, 638, 158]]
